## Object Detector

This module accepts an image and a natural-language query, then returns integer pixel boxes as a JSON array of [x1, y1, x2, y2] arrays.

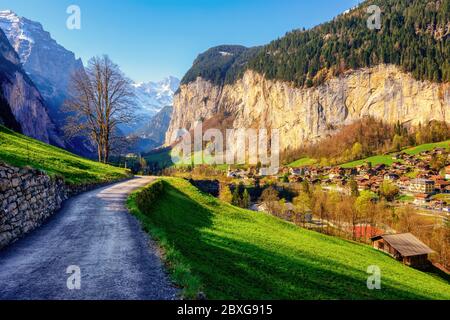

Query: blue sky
[[1, 0, 359, 82]]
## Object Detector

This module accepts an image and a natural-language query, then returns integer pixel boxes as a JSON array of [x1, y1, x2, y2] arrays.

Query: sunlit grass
[[0, 125, 130, 185], [129, 178, 450, 300], [288, 157, 317, 167]]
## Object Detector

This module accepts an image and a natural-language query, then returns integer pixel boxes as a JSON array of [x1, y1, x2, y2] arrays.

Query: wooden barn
[[370, 233, 434, 268]]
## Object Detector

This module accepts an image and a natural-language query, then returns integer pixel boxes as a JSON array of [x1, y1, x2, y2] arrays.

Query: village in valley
[[287, 149, 450, 213], [207, 144, 450, 271], [226, 146, 450, 215]]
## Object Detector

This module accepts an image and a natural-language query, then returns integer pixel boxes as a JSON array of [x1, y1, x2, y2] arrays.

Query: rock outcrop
[[0, 28, 62, 146], [167, 65, 449, 152]]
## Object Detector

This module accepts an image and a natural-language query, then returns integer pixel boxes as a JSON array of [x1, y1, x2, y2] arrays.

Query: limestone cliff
[[166, 65, 449, 152]]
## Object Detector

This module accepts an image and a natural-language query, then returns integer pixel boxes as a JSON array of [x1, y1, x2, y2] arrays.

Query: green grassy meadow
[[403, 140, 450, 155], [340, 140, 450, 168], [340, 155, 397, 168], [128, 178, 450, 300], [0, 125, 130, 185], [288, 157, 317, 167]]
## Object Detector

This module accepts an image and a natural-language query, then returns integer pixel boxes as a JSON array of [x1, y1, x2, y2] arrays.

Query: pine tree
[[232, 187, 241, 207], [242, 189, 250, 209]]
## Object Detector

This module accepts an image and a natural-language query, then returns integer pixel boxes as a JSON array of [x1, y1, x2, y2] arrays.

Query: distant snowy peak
[[0, 10, 69, 63], [0, 10, 83, 105], [132, 76, 180, 115], [133, 76, 180, 96]]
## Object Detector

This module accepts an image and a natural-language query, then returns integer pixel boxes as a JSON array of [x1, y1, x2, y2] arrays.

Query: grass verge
[[0, 125, 130, 185], [128, 177, 450, 300]]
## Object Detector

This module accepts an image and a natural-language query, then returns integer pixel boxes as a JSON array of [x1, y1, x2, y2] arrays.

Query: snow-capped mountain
[[0, 9, 178, 154], [132, 76, 180, 116], [0, 10, 94, 155], [119, 76, 179, 135], [119, 77, 178, 152], [0, 10, 84, 121]]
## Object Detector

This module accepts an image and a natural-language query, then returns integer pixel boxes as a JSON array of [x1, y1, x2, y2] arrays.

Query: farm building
[[370, 233, 433, 268]]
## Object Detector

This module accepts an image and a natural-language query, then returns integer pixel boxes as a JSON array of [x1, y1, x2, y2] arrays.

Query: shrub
[[135, 180, 165, 214]]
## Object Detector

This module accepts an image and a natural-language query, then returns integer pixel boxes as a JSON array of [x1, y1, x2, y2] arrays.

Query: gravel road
[[0, 176, 178, 300]]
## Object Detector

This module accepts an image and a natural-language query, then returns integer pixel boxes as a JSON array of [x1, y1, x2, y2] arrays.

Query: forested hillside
[[248, 0, 449, 87], [181, 45, 260, 86], [182, 0, 449, 88]]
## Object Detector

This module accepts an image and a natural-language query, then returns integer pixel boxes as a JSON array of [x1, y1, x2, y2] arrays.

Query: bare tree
[[64, 55, 135, 163]]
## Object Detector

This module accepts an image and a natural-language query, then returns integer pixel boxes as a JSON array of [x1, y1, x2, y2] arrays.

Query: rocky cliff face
[[167, 65, 449, 152], [138, 106, 173, 145], [0, 10, 84, 123], [127, 106, 173, 153], [0, 28, 62, 145]]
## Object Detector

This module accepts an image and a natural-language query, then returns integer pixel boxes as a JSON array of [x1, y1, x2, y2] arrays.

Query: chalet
[[397, 177, 410, 191], [357, 179, 370, 191], [413, 193, 430, 205], [374, 164, 386, 172], [332, 175, 344, 183], [435, 180, 450, 193], [417, 163, 431, 171], [289, 176, 304, 183], [409, 179, 435, 194], [430, 175, 445, 182], [434, 147, 446, 154], [371, 233, 433, 268], [344, 167, 357, 176], [289, 168, 303, 176], [384, 173, 400, 181]]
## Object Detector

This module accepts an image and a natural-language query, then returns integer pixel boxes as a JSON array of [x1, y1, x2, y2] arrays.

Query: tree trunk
[[97, 142, 103, 163]]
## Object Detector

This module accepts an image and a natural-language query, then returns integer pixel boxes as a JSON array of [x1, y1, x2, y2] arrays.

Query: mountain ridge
[[0, 10, 84, 121], [166, 0, 449, 152]]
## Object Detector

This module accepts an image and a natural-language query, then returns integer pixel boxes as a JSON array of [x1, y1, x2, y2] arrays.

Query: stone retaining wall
[[0, 163, 68, 249], [0, 162, 129, 250]]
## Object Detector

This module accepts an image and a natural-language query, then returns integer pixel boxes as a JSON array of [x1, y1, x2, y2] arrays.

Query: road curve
[[0, 176, 178, 300]]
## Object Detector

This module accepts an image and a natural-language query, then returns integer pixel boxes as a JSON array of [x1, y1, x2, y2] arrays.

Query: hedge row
[[135, 180, 165, 214]]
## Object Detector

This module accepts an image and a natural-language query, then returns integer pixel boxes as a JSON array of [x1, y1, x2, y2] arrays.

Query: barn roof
[[371, 233, 434, 257]]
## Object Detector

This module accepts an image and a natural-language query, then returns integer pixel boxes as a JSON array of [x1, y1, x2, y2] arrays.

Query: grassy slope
[[404, 140, 450, 155], [289, 140, 450, 169], [0, 125, 129, 185], [341, 140, 450, 168], [340, 155, 397, 168], [129, 178, 450, 300], [288, 157, 317, 168]]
